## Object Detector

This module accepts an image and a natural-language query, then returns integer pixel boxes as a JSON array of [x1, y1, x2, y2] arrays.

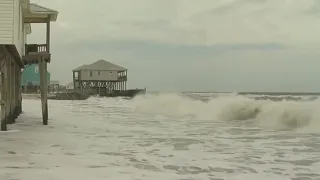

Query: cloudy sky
[[28, 0, 320, 92]]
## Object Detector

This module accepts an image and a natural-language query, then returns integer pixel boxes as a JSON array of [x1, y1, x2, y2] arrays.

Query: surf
[[128, 93, 320, 133]]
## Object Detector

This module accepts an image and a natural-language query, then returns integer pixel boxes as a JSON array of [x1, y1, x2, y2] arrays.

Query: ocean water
[[1, 92, 320, 180]]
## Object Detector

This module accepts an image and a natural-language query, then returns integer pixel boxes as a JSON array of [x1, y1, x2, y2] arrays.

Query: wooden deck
[[22, 44, 51, 65]]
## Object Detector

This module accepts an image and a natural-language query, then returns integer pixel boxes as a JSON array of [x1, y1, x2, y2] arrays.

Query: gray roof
[[29, 3, 59, 21], [73, 60, 127, 71], [50, 80, 60, 85]]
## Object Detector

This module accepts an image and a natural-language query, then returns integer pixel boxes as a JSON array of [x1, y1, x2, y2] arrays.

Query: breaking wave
[[128, 93, 320, 132]]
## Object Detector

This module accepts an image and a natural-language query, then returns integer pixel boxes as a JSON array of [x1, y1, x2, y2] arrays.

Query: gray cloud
[[27, 0, 320, 92], [304, 0, 320, 15], [209, 0, 269, 15]]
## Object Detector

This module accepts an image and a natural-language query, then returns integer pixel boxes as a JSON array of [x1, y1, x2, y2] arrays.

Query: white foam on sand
[[0, 129, 20, 133], [0, 94, 319, 180]]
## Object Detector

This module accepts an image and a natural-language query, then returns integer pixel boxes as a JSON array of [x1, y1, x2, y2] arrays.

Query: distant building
[[49, 80, 60, 93], [65, 82, 74, 90], [73, 59, 127, 95], [21, 64, 50, 93]]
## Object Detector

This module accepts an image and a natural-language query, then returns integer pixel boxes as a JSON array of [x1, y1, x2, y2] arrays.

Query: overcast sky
[[28, 0, 320, 92]]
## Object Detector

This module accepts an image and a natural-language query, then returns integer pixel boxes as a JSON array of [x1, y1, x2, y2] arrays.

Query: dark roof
[[73, 60, 127, 71]]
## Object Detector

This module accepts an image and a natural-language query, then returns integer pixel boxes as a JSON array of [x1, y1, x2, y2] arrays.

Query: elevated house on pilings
[[72, 60, 128, 96], [0, 0, 59, 131], [21, 64, 51, 93]]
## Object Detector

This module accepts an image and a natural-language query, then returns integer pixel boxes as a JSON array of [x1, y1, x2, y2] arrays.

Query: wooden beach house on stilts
[[0, 0, 59, 131], [72, 60, 128, 95]]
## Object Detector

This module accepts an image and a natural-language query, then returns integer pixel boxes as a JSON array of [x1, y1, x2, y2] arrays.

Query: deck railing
[[118, 75, 127, 81], [25, 44, 48, 55]]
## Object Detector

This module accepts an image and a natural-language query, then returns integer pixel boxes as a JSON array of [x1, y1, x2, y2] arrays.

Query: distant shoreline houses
[[21, 59, 145, 97], [21, 64, 61, 93], [21, 64, 50, 93]]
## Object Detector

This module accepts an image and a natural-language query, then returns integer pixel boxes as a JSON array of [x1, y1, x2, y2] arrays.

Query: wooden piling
[[1, 63, 7, 131], [17, 67, 20, 115], [4, 61, 10, 127], [0, 46, 24, 130], [14, 65, 19, 120], [6, 61, 12, 124], [13, 65, 16, 120], [12, 62, 16, 123], [39, 58, 48, 125], [11, 62, 15, 123], [18, 68, 22, 115]]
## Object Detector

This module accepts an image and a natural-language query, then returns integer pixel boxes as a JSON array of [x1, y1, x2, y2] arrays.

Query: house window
[[98, 71, 100, 75], [34, 65, 39, 73], [90, 71, 92, 77]]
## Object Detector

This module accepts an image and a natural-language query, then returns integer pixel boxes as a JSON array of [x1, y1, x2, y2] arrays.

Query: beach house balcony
[[22, 3, 58, 65]]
